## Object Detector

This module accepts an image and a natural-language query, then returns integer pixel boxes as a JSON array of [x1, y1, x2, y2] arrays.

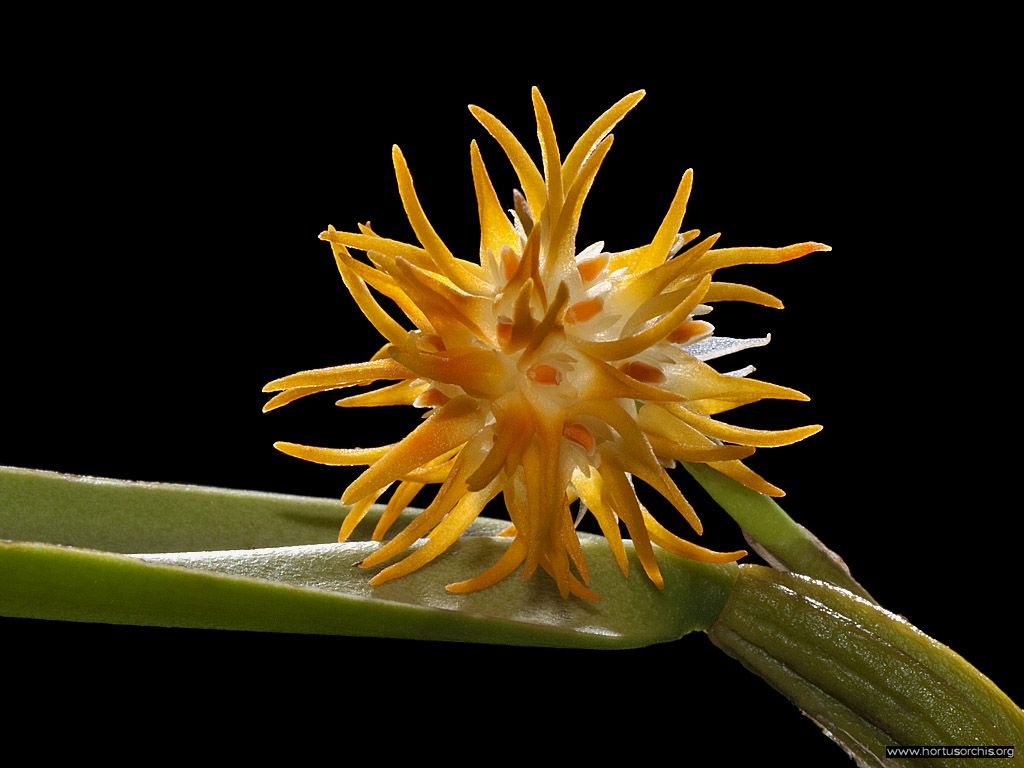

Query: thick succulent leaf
[[0, 466, 737, 648], [710, 566, 1024, 767]]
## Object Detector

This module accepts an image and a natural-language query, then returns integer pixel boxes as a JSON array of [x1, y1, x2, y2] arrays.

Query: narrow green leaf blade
[[709, 565, 1024, 766], [0, 466, 737, 648]]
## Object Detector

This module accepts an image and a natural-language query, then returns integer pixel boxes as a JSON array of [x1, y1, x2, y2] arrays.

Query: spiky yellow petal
[[341, 396, 484, 504], [468, 104, 546, 216], [470, 140, 520, 257], [704, 281, 784, 309], [561, 90, 644, 189], [274, 442, 393, 466], [263, 359, 411, 393], [391, 146, 489, 295]]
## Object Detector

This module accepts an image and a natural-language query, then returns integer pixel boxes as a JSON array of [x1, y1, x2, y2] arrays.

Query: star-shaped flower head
[[264, 88, 826, 600]]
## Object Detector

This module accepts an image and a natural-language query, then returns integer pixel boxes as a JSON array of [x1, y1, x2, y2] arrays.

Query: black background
[[2, 21, 1018, 761]]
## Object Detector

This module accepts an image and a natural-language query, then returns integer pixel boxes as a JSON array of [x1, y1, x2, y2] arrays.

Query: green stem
[[684, 462, 873, 600], [708, 565, 1024, 767]]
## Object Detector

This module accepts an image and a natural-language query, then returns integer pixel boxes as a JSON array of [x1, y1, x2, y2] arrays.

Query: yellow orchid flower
[[264, 88, 827, 600]]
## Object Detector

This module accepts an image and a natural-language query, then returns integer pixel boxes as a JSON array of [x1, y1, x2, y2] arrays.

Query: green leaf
[[0, 466, 737, 648], [684, 462, 874, 600], [709, 565, 1024, 767]]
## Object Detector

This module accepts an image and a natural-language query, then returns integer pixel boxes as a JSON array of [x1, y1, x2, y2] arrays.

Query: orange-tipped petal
[[692, 241, 831, 274]]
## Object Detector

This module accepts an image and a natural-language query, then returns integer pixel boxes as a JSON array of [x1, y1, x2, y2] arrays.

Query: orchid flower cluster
[[264, 88, 826, 599]]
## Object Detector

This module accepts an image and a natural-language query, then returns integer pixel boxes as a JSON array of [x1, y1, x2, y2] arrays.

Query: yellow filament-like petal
[[641, 404, 783, 495], [387, 258, 492, 343], [622, 448, 703, 535], [580, 357, 686, 403], [565, 574, 601, 602], [334, 380, 427, 408], [391, 145, 489, 295], [634, 169, 694, 272], [263, 359, 412, 393], [470, 140, 520, 258], [574, 275, 711, 361], [666, 354, 811, 407], [502, 279, 537, 351], [621, 282, 709, 337], [339, 487, 387, 542], [573, 468, 629, 577], [372, 480, 424, 542], [402, 459, 456, 484], [274, 442, 392, 466], [263, 385, 332, 413], [639, 403, 716, 447], [646, 433, 756, 463], [561, 90, 645, 190], [691, 241, 831, 274], [640, 508, 747, 564], [579, 400, 702, 534], [320, 228, 434, 272], [446, 538, 528, 594], [559, 501, 589, 584], [342, 396, 484, 504], [619, 234, 719, 316], [369, 479, 501, 586], [333, 239, 434, 332], [528, 412, 571, 583], [704, 281, 784, 309], [664, 403, 823, 448], [468, 104, 546, 217], [709, 459, 786, 497], [329, 245, 408, 345], [360, 433, 488, 567], [599, 454, 664, 589], [388, 345, 510, 400], [548, 135, 614, 280], [531, 87, 563, 220]]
